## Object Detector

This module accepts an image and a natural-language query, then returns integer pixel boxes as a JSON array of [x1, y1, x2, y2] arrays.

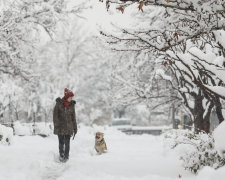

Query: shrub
[[0, 124, 13, 145], [164, 129, 225, 174]]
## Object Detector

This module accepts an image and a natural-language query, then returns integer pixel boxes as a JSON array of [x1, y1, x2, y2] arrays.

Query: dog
[[94, 132, 107, 155]]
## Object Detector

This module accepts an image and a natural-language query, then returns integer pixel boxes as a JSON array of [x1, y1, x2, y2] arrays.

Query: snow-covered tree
[[0, 0, 86, 124], [35, 17, 113, 125], [164, 129, 225, 173], [101, 0, 225, 133], [0, 0, 79, 79]]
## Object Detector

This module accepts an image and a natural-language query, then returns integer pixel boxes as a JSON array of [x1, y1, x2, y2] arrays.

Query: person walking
[[53, 88, 77, 162]]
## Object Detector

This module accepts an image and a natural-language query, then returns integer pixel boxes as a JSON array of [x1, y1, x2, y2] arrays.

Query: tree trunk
[[214, 96, 224, 123], [192, 90, 215, 134], [172, 103, 176, 129], [202, 102, 214, 134], [193, 93, 204, 133], [15, 108, 19, 120], [33, 112, 36, 135]]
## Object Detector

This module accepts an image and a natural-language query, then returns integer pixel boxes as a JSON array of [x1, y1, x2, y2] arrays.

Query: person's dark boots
[[64, 135, 71, 161], [59, 153, 64, 162], [58, 135, 65, 161], [63, 155, 69, 162], [58, 135, 70, 162]]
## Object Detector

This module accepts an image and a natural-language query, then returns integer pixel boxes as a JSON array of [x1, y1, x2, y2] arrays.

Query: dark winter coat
[[53, 97, 77, 135]]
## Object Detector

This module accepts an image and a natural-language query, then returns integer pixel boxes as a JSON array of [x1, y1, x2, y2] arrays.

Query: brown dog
[[94, 132, 107, 155]]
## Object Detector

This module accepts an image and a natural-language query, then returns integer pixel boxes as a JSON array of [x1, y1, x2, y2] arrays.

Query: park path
[[0, 126, 194, 180]]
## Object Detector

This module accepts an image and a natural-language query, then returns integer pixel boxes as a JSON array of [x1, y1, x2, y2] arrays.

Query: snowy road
[[0, 125, 221, 180]]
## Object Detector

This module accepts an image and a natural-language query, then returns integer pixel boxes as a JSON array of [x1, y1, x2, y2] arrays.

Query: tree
[[101, 0, 225, 132], [0, 0, 85, 124], [36, 17, 114, 125]]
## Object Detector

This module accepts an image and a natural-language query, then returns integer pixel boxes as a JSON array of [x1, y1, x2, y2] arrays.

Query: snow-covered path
[[0, 125, 216, 180]]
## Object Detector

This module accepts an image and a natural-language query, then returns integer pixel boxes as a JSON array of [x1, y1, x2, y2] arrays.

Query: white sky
[[68, 0, 136, 35], [0, 0, 138, 46]]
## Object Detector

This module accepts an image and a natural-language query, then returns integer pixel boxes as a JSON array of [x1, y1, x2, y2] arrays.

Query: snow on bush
[[164, 129, 225, 174], [14, 121, 33, 136], [214, 121, 225, 157], [33, 122, 52, 137], [0, 124, 13, 145], [14, 121, 53, 137]]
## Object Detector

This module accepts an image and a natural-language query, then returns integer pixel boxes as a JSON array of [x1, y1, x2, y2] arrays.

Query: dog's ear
[[96, 132, 100, 136]]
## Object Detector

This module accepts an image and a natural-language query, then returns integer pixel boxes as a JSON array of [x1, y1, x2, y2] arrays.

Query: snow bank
[[78, 123, 127, 139], [1, 124, 225, 179], [14, 121, 53, 137], [213, 121, 225, 157], [197, 166, 225, 180], [164, 129, 224, 174], [1, 124, 190, 180], [14, 121, 33, 136], [0, 124, 13, 145], [33, 122, 52, 137]]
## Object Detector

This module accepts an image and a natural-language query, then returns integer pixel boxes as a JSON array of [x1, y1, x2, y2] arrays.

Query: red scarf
[[62, 96, 71, 107]]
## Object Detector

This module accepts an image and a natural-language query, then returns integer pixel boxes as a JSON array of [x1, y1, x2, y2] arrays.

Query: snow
[[214, 30, 225, 49], [197, 166, 225, 180], [155, 69, 172, 81], [124, 125, 171, 130], [1, 125, 225, 179], [213, 121, 225, 157], [33, 122, 52, 137], [1, 124, 225, 179], [14, 121, 33, 136], [1, 0, 225, 179], [0, 125, 192, 180], [204, 85, 225, 98], [13, 121, 52, 137], [0, 124, 13, 145]]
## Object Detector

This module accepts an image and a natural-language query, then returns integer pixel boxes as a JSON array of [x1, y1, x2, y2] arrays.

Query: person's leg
[[58, 135, 64, 158], [64, 135, 71, 159]]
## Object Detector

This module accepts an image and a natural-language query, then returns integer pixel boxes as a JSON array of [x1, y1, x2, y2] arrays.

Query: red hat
[[64, 88, 74, 98]]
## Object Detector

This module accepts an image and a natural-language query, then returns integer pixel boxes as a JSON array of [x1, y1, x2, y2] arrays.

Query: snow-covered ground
[[0, 125, 225, 180]]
